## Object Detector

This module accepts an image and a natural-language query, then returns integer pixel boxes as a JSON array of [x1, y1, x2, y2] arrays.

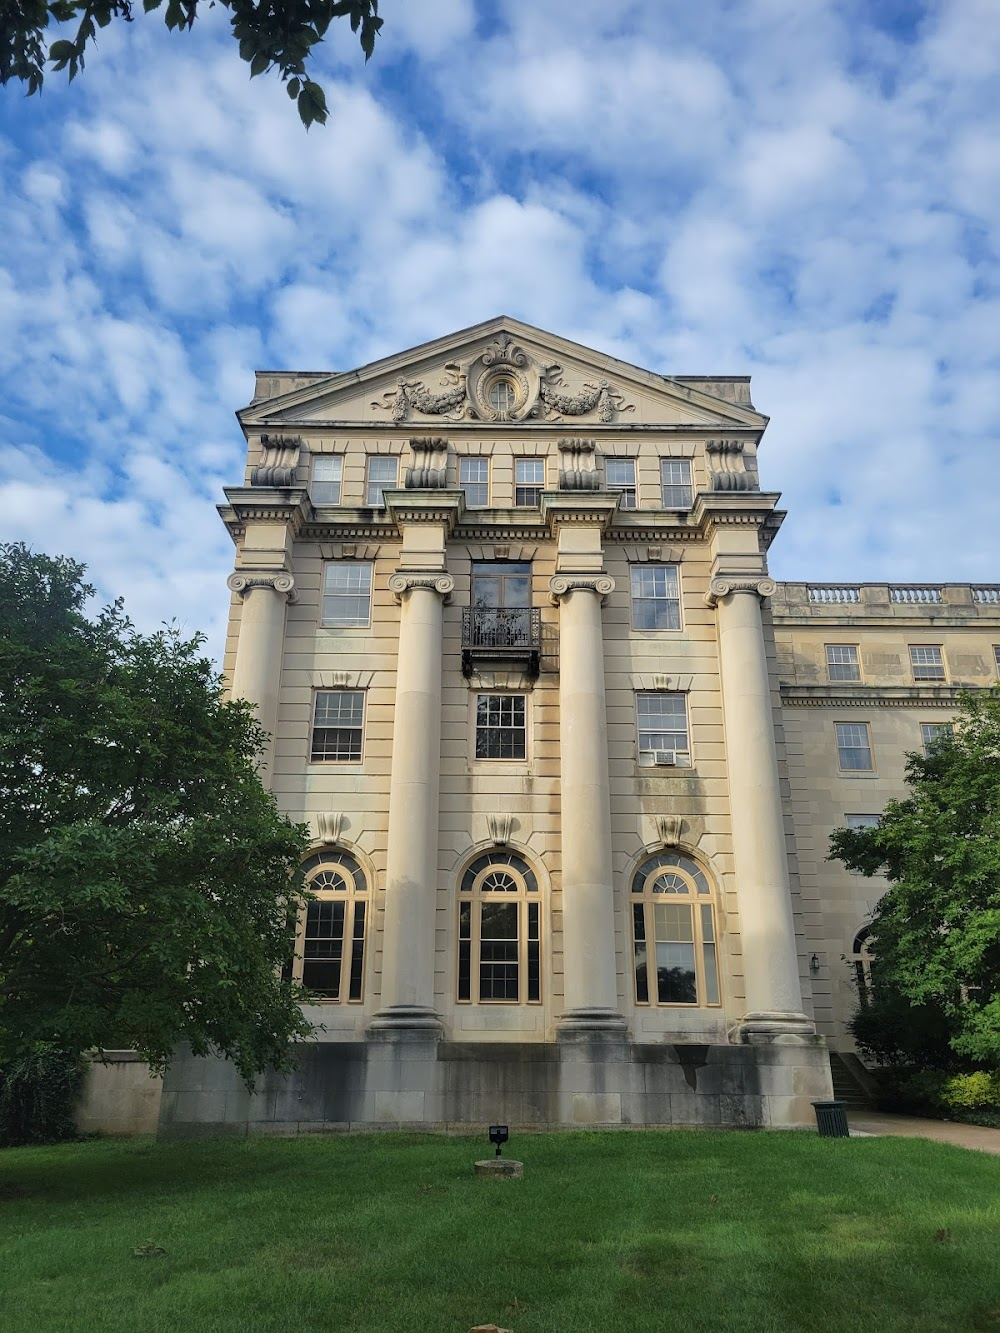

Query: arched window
[[852, 927, 874, 1006], [293, 851, 369, 1002], [630, 852, 721, 1007], [458, 851, 541, 1004]]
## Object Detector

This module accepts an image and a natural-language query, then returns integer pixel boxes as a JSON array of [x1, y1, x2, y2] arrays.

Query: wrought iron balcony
[[461, 607, 541, 678]]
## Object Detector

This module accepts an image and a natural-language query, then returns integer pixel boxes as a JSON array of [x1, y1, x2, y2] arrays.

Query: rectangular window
[[479, 901, 519, 1001], [366, 456, 398, 507], [921, 721, 954, 751], [631, 565, 681, 631], [310, 454, 342, 505], [321, 561, 372, 627], [311, 690, 364, 762], [994, 645, 1000, 676], [459, 457, 489, 506], [845, 814, 880, 830], [302, 899, 346, 998], [475, 694, 527, 760], [910, 645, 945, 681], [661, 459, 692, 508], [826, 644, 861, 682], [836, 722, 874, 772], [515, 458, 545, 506], [606, 458, 636, 509], [637, 692, 689, 756]]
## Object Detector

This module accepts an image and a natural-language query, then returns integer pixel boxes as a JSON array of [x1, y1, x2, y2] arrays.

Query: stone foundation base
[[155, 1035, 832, 1139]]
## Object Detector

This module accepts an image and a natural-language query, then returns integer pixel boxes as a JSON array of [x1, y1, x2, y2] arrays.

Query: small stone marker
[[474, 1158, 523, 1179], [470, 1325, 513, 1332]]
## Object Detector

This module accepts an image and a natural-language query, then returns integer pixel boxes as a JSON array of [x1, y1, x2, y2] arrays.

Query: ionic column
[[549, 574, 626, 1036], [370, 572, 454, 1034], [226, 571, 297, 781], [706, 576, 813, 1037]]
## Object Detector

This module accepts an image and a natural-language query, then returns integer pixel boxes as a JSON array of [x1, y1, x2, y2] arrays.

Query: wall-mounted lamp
[[810, 953, 820, 972]]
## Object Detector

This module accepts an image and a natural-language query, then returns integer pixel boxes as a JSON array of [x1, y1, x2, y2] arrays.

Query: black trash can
[[812, 1100, 850, 1137]]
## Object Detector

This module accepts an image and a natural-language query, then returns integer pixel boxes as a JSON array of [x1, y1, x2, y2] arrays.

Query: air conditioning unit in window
[[652, 750, 677, 766]]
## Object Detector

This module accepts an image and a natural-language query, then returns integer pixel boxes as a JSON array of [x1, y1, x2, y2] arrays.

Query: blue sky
[[1, 0, 998, 660]]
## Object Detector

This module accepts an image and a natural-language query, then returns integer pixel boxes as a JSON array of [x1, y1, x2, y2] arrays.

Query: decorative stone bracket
[[656, 814, 684, 847], [549, 574, 615, 605], [557, 438, 600, 492], [387, 572, 455, 604], [250, 434, 302, 487], [486, 812, 515, 846], [405, 437, 449, 489], [316, 811, 347, 845], [704, 576, 775, 608], [706, 440, 755, 492], [227, 571, 298, 603]]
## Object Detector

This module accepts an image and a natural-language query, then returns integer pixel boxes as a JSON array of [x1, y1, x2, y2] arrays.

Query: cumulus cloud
[[0, 0, 997, 659]]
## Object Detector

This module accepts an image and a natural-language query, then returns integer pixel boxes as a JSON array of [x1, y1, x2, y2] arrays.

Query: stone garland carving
[[374, 367, 468, 422], [704, 576, 776, 607], [486, 812, 515, 846], [405, 437, 449, 490], [227, 571, 297, 602], [557, 438, 600, 492], [549, 574, 616, 604], [316, 811, 346, 845], [387, 572, 455, 603], [539, 373, 633, 424], [706, 439, 755, 492], [250, 434, 302, 487]]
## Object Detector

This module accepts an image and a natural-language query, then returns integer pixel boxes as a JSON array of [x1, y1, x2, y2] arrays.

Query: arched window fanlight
[[458, 851, 540, 1005], [293, 851, 369, 1002], [630, 851, 721, 1008]]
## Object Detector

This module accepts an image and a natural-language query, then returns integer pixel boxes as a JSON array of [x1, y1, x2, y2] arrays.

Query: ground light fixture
[[488, 1125, 509, 1158]]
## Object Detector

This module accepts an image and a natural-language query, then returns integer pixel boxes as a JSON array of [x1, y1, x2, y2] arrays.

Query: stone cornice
[[384, 489, 465, 533], [705, 576, 777, 608], [387, 572, 455, 604], [227, 571, 298, 603], [541, 491, 620, 533], [780, 684, 971, 708], [549, 574, 616, 605], [218, 487, 310, 537]]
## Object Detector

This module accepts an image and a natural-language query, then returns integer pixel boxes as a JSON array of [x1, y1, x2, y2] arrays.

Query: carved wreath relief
[[372, 334, 635, 424]]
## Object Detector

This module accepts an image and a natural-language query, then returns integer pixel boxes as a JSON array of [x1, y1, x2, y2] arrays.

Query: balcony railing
[[462, 607, 541, 678]]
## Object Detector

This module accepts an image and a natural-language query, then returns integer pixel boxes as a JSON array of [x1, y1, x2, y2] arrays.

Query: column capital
[[704, 575, 776, 608], [227, 571, 297, 603], [387, 571, 455, 604], [548, 574, 615, 605]]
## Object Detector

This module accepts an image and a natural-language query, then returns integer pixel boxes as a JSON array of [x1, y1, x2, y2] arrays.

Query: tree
[[0, 543, 314, 1082], [0, 0, 382, 127], [829, 689, 1000, 1065]]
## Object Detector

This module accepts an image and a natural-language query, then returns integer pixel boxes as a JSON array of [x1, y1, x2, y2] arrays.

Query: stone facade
[[149, 317, 1000, 1138]]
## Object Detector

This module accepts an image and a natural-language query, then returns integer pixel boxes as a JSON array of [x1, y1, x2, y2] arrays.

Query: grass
[[2, 1131, 1000, 1333]]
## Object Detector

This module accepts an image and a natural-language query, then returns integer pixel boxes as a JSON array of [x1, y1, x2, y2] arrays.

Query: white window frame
[[310, 689, 365, 763], [631, 565, 682, 631], [660, 458, 692, 508], [605, 458, 637, 509], [826, 644, 861, 682], [293, 852, 369, 1002], [514, 458, 545, 507], [835, 721, 874, 772], [321, 561, 372, 628], [636, 692, 689, 759], [366, 456, 398, 508], [459, 456, 490, 507], [310, 454, 343, 505], [909, 645, 945, 681], [474, 693, 528, 761]]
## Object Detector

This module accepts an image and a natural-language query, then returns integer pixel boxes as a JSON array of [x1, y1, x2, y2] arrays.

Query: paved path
[[848, 1110, 1000, 1155]]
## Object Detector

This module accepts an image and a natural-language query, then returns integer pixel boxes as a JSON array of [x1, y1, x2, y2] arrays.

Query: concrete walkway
[[848, 1110, 1000, 1155]]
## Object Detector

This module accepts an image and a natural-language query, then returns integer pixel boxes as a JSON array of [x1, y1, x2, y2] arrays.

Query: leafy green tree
[[830, 689, 1000, 1065], [0, 0, 382, 126], [0, 543, 313, 1081]]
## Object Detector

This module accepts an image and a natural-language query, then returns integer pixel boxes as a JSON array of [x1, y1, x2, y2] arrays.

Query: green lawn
[[2, 1131, 1000, 1333]]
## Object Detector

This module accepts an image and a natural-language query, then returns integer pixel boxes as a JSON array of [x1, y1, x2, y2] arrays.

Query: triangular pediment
[[239, 316, 768, 432]]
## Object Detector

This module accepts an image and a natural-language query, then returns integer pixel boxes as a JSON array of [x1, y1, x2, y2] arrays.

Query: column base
[[367, 1006, 444, 1041], [557, 1008, 630, 1041], [737, 1010, 817, 1041]]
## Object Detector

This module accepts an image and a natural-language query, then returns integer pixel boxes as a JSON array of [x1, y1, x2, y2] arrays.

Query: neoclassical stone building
[[153, 317, 1000, 1137]]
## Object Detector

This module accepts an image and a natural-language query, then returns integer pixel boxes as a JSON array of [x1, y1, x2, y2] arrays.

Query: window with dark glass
[[311, 690, 364, 761], [631, 852, 720, 1007], [457, 852, 540, 1005], [835, 722, 874, 771], [469, 560, 533, 652], [476, 695, 527, 759], [294, 851, 368, 1001]]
